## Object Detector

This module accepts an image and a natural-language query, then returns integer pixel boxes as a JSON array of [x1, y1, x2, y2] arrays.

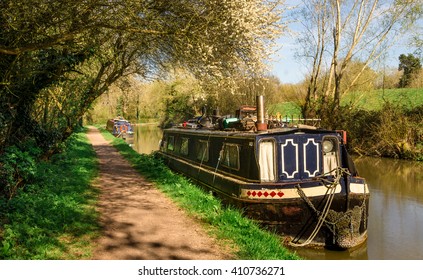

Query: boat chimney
[[256, 95, 267, 131]]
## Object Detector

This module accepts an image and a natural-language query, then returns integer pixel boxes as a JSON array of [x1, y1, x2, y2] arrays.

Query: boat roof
[[164, 125, 336, 138]]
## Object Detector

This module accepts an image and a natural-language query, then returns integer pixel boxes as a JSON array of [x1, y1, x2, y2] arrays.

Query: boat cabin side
[[159, 129, 260, 181]]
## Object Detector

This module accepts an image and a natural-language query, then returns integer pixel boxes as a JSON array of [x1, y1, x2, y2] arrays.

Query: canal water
[[130, 123, 423, 260]]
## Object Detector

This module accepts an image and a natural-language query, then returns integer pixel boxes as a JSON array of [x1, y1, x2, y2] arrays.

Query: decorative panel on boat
[[281, 139, 299, 179], [303, 138, 320, 177], [280, 136, 321, 180]]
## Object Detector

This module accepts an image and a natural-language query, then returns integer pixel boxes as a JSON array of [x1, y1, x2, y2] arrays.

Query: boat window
[[259, 140, 276, 182], [196, 140, 209, 162], [322, 136, 339, 176], [222, 143, 240, 170], [167, 136, 175, 151], [180, 137, 189, 155]]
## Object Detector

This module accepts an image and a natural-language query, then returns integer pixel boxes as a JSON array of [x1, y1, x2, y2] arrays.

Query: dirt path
[[85, 126, 232, 260]]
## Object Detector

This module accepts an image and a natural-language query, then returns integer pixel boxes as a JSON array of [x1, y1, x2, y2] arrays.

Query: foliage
[[398, 53, 422, 88], [0, 130, 99, 259], [374, 67, 403, 89], [0, 0, 287, 198], [0, 142, 41, 199], [160, 73, 207, 127], [343, 103, 422, 160], [265, 88, 423, 160], [99, 128, 300, 260], [88, 72, 295, 126], [335, 88, 423, 160]]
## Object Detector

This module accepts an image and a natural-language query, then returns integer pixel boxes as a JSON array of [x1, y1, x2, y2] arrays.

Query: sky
[[269, 36, 416, 85], [269, 36, 304, 84], [269, 0, 422, 85]]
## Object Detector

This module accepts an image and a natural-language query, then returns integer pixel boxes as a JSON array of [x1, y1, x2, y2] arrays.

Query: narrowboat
[[106, 117, 134, 140], [157, 96, 369, 250]]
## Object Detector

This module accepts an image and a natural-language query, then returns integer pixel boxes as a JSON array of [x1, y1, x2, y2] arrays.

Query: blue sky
[[269, 36, 304, 84], [269, 0, 421, 84], [269, 36, 415, 84]]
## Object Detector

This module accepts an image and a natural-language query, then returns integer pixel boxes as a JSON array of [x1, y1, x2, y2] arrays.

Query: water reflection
[[130, 125, 423, 260], [356, 157, 423, 260], [131, 123, 163, 154]]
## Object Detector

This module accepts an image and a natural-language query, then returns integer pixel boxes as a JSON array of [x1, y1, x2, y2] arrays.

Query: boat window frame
[[221, 143, 240, 171], [196, 140, 209, 162], [180, 137, 189, 156], [167, 135, 175, 152], [322, 135, 340, 175], [257, 138, 277, 182]]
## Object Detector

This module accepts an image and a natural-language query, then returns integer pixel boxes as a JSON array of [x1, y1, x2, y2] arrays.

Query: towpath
[[85, 126, 232, 260]]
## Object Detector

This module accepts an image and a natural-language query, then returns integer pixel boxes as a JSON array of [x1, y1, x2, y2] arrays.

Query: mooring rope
[[212, 134, 229, 185], [289, 167, 345, 247]]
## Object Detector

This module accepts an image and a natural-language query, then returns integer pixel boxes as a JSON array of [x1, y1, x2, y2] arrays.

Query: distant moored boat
[[106, 116, 134, 140]]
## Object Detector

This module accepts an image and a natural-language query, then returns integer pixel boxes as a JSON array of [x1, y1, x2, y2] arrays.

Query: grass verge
[[98, 127, 300, 260], [0, 128, 100, 259], [342, 88, 423, 111]]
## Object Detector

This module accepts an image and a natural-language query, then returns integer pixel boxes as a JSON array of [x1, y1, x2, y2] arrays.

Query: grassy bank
[[267, 88, 423, 116], [98, 127, 300, 260], [342, 88, 423, 111], [342, 88, 422, 160], [0, 129, 99, 259]]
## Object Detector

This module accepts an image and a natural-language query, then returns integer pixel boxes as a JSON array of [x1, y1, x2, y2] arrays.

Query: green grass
[[342, 88, 423, 111], [266, 88, 423, 118], [98, 127, 300, 260], [0, 129, 100, 259], [267, 102, 302, 117]]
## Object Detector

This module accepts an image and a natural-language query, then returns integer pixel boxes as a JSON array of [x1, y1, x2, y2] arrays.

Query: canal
[[130, 123, 423, 260]]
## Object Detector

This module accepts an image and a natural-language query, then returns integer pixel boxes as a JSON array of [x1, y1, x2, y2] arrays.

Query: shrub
[[0, 143, 41, 199], [343, 103, 422, 160]]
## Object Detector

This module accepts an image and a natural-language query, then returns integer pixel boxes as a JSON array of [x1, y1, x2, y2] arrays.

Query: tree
[[398, 53, 422, 88], [0, 0, 287, 197], [293, 0, 420, 126], [0, 0, 286, 150]]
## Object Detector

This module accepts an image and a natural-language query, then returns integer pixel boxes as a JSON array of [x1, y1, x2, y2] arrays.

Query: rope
[[212, 144, 225, 184], [289, 167, 345, 247]]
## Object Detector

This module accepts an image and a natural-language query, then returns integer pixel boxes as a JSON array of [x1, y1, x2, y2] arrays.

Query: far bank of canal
[[130, 123, 423, 260]]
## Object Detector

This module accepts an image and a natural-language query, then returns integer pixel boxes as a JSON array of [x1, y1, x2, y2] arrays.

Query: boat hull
[[239, 193, 369, 249]]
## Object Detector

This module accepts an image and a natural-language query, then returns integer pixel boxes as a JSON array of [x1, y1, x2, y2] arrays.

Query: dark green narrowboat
[[158, 96, 369, 249]]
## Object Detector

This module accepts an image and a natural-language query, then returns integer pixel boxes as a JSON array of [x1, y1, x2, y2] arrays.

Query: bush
[[0, 131, 99, 259], [0, 143, 41, 199], [343, 103, 422, 160]]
